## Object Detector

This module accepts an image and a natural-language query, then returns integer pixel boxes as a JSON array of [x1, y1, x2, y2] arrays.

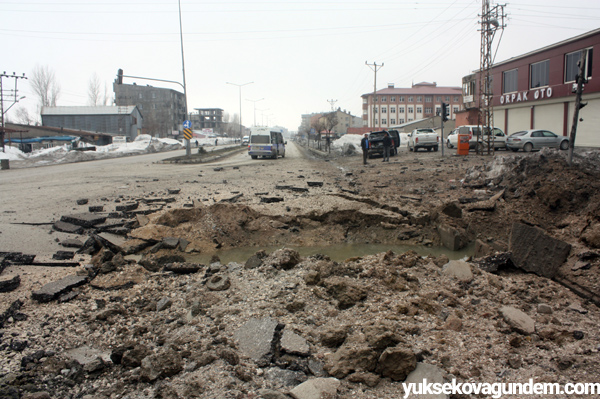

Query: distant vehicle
[[506, 129, 569, 152], [367, 130, 400, 158], [407, 128, 439, 152], [248, 127, 286, 159], [242, 136, 249, 145], [448, 126, 507, 151]]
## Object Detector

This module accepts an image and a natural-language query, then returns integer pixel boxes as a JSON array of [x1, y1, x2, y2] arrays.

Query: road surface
[[0, 142, 315, 257]]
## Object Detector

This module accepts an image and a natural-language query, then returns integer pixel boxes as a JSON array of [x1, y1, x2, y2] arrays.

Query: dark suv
[[367, 130, 400, 158]]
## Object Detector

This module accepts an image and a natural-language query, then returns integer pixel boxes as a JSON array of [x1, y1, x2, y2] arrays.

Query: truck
[[367, 130, 400, 158], [407, 128, 439, 152]]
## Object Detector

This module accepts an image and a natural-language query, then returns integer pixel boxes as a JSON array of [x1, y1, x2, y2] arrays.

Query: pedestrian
[[215, 138, 218, 146], [361, 133, 369, 165], [382, 131, 392, 162]]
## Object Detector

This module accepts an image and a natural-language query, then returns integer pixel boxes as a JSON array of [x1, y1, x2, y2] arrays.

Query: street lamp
[[246, 98, 264, 126], [226, 81, 253, 138], [257, 108, 269, 126]]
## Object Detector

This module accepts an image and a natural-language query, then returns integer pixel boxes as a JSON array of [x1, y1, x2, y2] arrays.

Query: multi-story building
[[362, 82, 462, 129], [41, 106, 143, 141], [460, 28, 599, 147], [113, 69, 186, 138], [190, 108, 225, 133]]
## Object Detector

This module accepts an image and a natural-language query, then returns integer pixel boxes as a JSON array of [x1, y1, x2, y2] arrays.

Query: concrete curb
[[160, 146, 245, 164]]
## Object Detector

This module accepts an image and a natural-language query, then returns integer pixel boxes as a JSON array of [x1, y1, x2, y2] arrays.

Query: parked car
[[407, 128, 439, 152], [367, 130, 400, 158], [506, 129, 570, 152], [449, 125, 506, 151], [446, 129, 459, 148]]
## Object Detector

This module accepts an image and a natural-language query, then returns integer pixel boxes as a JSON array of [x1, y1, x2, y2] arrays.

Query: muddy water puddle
[[187, 242, 474, 265]]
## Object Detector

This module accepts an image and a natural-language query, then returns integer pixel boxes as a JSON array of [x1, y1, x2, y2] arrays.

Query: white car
[[446, 129, 459, 148], [448, 126, 507, 151]]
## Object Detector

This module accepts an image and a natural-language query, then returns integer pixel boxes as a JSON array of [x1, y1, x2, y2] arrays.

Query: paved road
[[0, 143, 309, 257]]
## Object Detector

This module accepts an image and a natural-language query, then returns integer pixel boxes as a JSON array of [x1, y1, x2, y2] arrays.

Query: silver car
[[506, 129, 569, 152]]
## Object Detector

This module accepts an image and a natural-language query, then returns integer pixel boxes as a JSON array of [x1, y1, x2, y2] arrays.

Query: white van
[[248, 127, 286, 159]]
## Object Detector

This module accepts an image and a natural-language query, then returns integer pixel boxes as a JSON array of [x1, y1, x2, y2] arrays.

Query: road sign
[[183, 128, 193, 140], [183, 120, 192, 129]]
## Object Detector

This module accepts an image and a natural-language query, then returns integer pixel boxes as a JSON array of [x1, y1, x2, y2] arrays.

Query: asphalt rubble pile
[[0, 149, 599, 398]]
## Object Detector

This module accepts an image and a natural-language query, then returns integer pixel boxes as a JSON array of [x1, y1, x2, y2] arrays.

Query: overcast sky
[[2, 0, 600, 132]]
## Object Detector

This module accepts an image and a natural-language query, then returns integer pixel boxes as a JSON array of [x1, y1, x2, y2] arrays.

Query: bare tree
[[14, 106, 36, 125], [102, 83, 112, 106], [324, 112, 339, 135], [30, 65, 61, 108], [88, 73, 102, 106]]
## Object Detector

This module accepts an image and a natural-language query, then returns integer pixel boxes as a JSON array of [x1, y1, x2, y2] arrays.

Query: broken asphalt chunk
[[276, 185, 309, 193], [260, 197, 284, 203], [91, 233, 123, 254], [0, 299, 27, 329], [0, 275, 21, 293], [307, 181, 324, 187], [53, 251, 75, 260], [53, 220, 85, 234], [61, 239, 84, 249], [1, 252, 36, 265], [509, 223, 571, 279], [234, 317, 282, 367], [32, 275, 88, 303], [163, 262, 203, 274], [61, 213, 107, 228], [115, 202, 139, 212], [161, 237, 180, 249], [88, 205, 104, 212]]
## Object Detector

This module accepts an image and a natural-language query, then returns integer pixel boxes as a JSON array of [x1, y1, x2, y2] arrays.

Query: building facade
[[113, 71, 186, 138], [191, 108, 225, 133], [362, 82, 462, 129], [41, 106, 143, 141], [460, 28, 599, 146]]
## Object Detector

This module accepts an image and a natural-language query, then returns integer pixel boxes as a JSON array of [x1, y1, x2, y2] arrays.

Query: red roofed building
[[361, 82, 462, 130]]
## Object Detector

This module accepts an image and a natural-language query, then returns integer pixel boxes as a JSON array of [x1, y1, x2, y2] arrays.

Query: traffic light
[[441, 102, 449, 122]]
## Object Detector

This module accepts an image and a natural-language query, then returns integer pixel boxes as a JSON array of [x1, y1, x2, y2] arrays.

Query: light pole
[[246, 98, 264, 126], [178, 0, 189, 156], [226, 81, 253, 139], [257, 108, 269, 126]]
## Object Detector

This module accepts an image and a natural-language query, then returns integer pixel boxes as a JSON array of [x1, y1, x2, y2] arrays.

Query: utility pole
[[178, 0, 190, 156], [1, 72, 28, 152], [366, 61, 383, 130], [568, 51, 588, 166], [327, 99, 337, 112], [478, 0, 506, 155]]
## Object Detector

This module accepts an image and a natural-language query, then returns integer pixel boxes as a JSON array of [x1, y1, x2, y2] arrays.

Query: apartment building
[[191, 108, 225, 133], [362, 82, 462, 129], [113, 69, 186, 138]]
